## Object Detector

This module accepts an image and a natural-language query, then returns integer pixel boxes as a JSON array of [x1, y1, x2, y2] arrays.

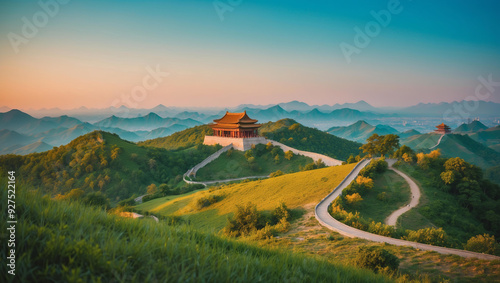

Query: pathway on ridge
[[384, 159, 421, 226]]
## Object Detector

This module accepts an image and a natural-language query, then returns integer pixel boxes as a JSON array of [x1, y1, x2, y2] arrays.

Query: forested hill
[[138, 125, 212, 150], [259, 119, 362, 161], [0, 131, 219, 201]]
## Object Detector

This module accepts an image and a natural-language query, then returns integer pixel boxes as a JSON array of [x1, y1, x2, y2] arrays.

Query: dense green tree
[[361, 134, 399, 157]]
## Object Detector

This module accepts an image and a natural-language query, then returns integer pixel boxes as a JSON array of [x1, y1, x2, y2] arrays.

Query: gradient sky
[[1, 0, 499, 109]]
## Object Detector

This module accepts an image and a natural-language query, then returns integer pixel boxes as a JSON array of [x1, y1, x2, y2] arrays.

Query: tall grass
[[0, 185, 391, 282]]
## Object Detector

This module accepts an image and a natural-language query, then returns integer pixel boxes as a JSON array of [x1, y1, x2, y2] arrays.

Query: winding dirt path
[[384, 161, 421, 226], [314, 159, 500, 260]]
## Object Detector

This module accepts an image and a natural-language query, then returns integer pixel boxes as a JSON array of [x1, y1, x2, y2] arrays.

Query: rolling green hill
[[1, 185, 390, 282], [0, 131, 219, 201], [326, 120, 399, 143], [401, 133, 500, 168], [260, 119, 362, 161], [453, 120, 488, 133], [468, 125, 500, 150]]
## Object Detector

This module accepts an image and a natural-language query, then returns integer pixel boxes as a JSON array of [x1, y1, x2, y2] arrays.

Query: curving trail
[[314, 159, 500, 260], [429, 134, 445, 149], [384, 160, 421, 226]]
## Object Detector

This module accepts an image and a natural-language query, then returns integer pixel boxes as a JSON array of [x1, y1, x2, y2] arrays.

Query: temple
[[209, 111, 261, 138], [203, 112, 266, 151], [434, 123, 451, 134]]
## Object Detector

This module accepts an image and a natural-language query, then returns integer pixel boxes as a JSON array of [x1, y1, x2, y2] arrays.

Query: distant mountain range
[[2, 100, 500, 156], [0, 110, 202, 155]]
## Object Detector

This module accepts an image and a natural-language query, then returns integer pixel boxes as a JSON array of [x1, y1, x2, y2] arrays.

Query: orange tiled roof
[[213, 111, 258, 124]]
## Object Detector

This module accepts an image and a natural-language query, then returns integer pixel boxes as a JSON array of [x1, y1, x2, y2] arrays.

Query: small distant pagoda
[[434, 123, 451, 134], [209, 111, 261, 138], [204, 111, 265, 151]]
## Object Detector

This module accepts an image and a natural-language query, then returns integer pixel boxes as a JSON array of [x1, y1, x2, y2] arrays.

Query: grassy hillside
[[136, 163, 357, 231], [138, 125, 212, 150], [401, 133, 441, 149], [345, 170, 411, 224], [195, 144, 313, 181], [1, 186, 390, 283], [0, 131, 220, 201], [260, 119, 362, 161]]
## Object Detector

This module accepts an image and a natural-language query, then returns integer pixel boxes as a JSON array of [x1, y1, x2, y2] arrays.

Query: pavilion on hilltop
[[209, 111, 261, 138], [434, 123, 451, 134], [203, 111, 266, 151]]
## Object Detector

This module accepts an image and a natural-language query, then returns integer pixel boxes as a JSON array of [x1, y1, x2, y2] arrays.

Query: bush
[[355, 246, 399, 274], [270, 170, 284, 178], [272, 202, 291, 223], [360, 159, 387, 179], [195, 194, 224, 210], [224, 202, 264, 237], [82, 192, 110, 210], [464, 234, 499, 255], [405, 227, 449, 247], [118, 195, 136, 207]]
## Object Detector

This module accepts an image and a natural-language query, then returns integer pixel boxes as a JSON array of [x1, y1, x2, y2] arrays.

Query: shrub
[[118, 195, 136, 207], [195, 194, 224, 210], [405, 227, 449, 247], [82, 192, 110, 210], [272, 202, 291, 223], [224, 202, 263, 237], [345, 193, 363, 207], [367, 222, 396, 237], [464, 234, 499, 255], [355, 246, 399, 273], [270, 170, 284, 178]]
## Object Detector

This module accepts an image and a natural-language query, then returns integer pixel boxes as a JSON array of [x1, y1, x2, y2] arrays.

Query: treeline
[[260, 122, 362, 161], [0, 131, 220, 201], [139, 125, 213, 150]]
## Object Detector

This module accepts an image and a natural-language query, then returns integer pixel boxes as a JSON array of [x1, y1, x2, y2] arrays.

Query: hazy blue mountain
[[11, 141, 53, 155], [0, 109, 80, 135], [0, 129, 35, 149], [142, 124, 190, 140], [327, 120, 399, 143], [94, 112, 202, 131], [278, 101, 312, 112], [453, 120, 488, 133], [402, 100, 500, 116]]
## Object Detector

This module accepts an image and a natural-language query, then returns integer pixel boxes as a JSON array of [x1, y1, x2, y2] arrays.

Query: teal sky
[[1, 0, 499, 109]]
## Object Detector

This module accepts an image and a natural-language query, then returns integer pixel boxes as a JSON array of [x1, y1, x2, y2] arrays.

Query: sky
[[0, 0, 499, 110]]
